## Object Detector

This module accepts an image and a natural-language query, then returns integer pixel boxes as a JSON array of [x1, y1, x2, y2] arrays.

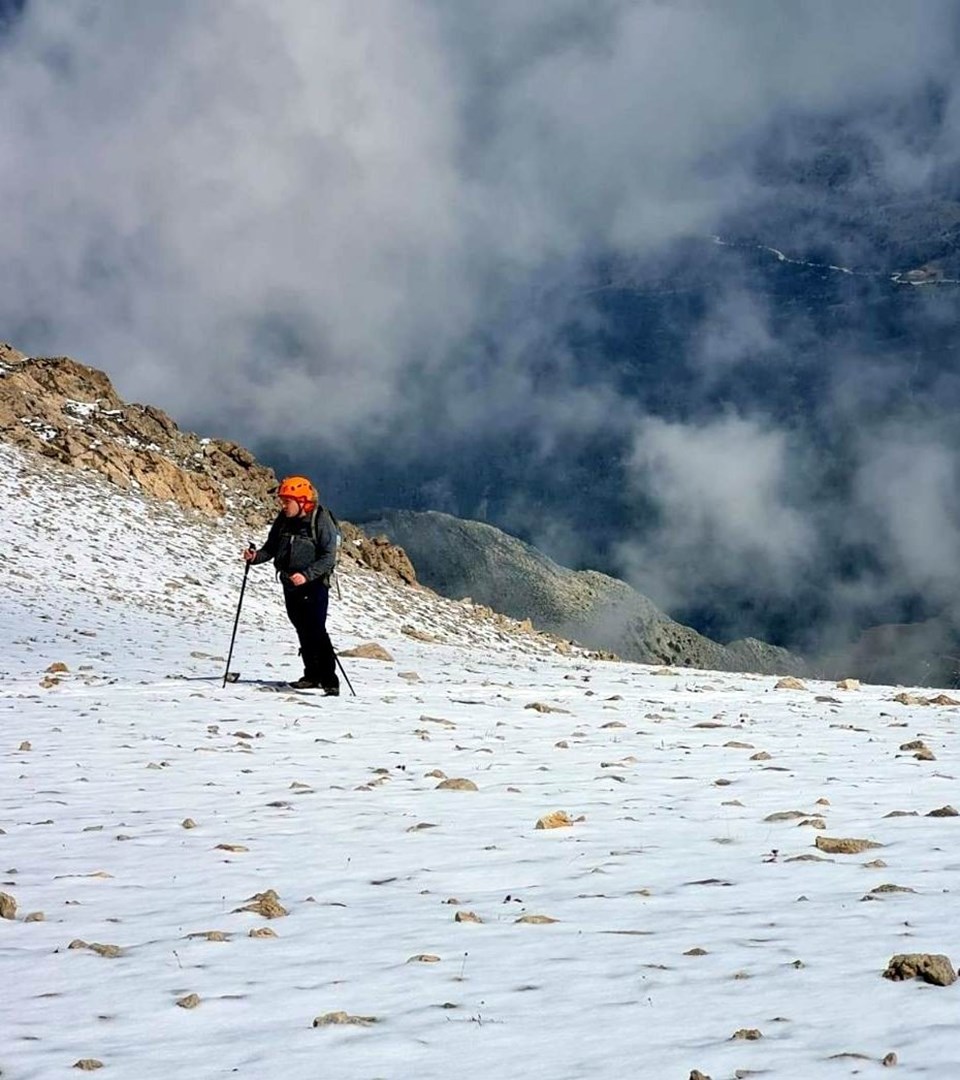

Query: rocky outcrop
[[361, 509, 805, 675], [0, 345, 415, 584]]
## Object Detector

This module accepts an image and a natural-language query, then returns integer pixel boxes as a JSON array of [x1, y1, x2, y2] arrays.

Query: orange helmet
[[277, 475, 316, 511]]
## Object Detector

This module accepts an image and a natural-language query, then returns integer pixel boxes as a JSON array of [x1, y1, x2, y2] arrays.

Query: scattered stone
[[684, 947, 708, 956], [47, 662, 69, 673], [731, 1028, 763, 1040], [536, 811, 574, 830], [927, 805, 958, 817], [515, 914, 559, 924], [436, 778, 478, 791], [893, 693, 927, 706], [525, 702, 571, 714], [401, 625, 437, 643], [868, 884, 916, 896], [883, 953, 956, 986], [836, 678, 861, 690], [815, 836, 882, 855], [929, 693, 960, 706], [689, 1072, 711, 1080], [765, 810, 808, 822], [181, 818, 197, 829], [406, 822, 438, 832], [215, 843, 249, 853], [899, 739, 927, 751], [914, 747, 936, 761], [73, 1061, 104, 1071], [338, 642, 393, 661], [454, 910, 482, 924], [313, 1011, 378, 1027], [863, 859, 888, 869], [187, 930, 230, 942], [18, 740, 31, 751], [88, 943, 122, 958], [24, 911, 45, 922], [407, 954, 441, 963], [176, 993, 200, 1009], [882, 1052, 898, 1067], [249, 927, 277, 939], [0, 892, 16, 919], [750, 751, 771, 761], [236, 889, 288, 918], [797, 818, 826, 830], [774, 677, 806, 690]]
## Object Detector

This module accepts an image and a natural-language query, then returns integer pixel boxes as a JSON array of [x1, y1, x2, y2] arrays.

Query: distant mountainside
[[361, 509, 807, 676]]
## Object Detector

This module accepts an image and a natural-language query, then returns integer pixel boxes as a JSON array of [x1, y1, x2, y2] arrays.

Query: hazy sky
[[3, 1, 960, 650]]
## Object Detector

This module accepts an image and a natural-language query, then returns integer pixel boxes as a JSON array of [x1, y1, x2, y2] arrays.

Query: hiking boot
[[289, 677, 319, 690], [322, 686, 340, 697]]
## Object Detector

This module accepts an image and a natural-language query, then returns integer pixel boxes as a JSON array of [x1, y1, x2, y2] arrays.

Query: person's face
[[280, 496, 302, 517]]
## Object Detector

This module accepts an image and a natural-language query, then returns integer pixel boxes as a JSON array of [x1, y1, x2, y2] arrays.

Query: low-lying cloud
[[3, 1, 960, 653]]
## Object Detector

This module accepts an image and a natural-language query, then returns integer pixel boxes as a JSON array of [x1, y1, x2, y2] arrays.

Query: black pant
[[283, 583, 338, 689]]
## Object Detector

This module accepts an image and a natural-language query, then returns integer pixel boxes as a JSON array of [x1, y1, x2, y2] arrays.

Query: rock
[[515, 914, 559, 924], [914, 747, 936, 761], [236, 889, 288, 918], [893, 692, 927, 706], [764, 810, 807, 822], [731, 1028, 763, 1040], [312, 1011, 378, 1027], [836, 678, 861, 690], [73, 1061, 104, 1071], [401, 625, 437, 643], [927, 805, 959, 817], [454, 910, 482, 923], [215, 843, 249, 852], [929, 693, 960, 706], [47, 661, 69, 673], [18, 740, 31, 751], [815, 836, 883, 855], [750, 751, 772, 760], [181, 818, 198, 829], [24, 911, 45, 922], [88, 943, 123, 958], [176, 993, 200, 1009], [689, 1072, 712, 1080], [899, 739, 927, 751], [407, 954, 441, 963], [525, 701, 571, 714], [338, 642, 394, 661], [883, 953, 956, 986], [435, 778, 478, 791], [536, 811, 574, 830], [0, 892, 16, 919], [882, 1052, 898, 1066], [249, 927, 277, 939], [774, 677, 806, 690]]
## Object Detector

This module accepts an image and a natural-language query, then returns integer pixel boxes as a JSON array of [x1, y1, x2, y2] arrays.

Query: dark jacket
[[252, 507, 339, 587]]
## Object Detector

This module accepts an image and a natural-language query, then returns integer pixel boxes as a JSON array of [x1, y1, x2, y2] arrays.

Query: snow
[[1, 441, 959, 1078]]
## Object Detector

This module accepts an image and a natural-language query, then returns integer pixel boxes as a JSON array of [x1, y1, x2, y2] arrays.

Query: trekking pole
[[334, 651, 356, 696], [222, 545, 254, 687]]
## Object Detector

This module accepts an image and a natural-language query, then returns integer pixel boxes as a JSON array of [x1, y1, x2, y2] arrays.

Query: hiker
[[243, 475, 340, 694]]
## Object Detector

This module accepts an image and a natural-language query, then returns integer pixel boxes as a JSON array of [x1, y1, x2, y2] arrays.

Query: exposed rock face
[[0, 346, 415, 584], [361, 509, 806, 675]]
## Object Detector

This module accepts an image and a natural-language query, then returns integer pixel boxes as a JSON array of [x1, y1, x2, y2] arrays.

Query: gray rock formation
[[361, 509, 806, 675]]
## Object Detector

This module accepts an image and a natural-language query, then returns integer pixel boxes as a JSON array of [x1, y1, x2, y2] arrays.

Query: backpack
[[310, 505, 343, 590]]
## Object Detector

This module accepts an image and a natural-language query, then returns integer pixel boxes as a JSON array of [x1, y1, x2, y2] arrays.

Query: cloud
[[614, 414, 815, 609], [3, 1, 960, 656]]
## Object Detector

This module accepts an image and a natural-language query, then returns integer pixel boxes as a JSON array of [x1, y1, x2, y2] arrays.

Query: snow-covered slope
[[1, 442, 958, 1080]]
